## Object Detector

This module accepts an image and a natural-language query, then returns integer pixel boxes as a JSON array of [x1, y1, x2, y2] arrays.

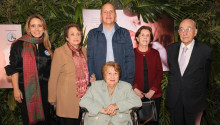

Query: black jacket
[[5, 40, 53, 84], [165, 41, 212, 113]]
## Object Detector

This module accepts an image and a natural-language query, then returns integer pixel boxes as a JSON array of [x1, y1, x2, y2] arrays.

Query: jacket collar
[[183, 40, 199, 76], [101, 80, 123, 90], [64, 42, 72, 57], [97, 22, 120, 32], [101, 80, 121, 103], [63, 43, 87, 59], [175, 40, 199, 77]]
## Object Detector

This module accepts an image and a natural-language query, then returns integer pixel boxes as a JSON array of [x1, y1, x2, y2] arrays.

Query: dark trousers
[[142, 97, 162, 125], [19, 84, 52, 125], [169, 93, 197, 125], [58, 117, 80, 125]]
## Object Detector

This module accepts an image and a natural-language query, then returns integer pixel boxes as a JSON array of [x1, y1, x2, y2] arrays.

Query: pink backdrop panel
[[83, 9, 174, 71], [0, 24, 22, 88]]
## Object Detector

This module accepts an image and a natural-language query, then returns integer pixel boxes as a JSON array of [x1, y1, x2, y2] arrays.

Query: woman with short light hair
[[80, 61, 142, 125]]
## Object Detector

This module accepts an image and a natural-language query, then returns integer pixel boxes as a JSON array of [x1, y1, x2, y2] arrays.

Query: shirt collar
[[180, 39, 195, 50], [103, 25, 115, 35], [98, 22, 120, 32]]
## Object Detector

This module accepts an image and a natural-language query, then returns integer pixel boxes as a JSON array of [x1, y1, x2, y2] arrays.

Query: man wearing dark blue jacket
[[87, 3, 135, 84]]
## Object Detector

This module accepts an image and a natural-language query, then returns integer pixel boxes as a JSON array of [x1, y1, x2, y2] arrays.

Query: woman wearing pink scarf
[[48, 23, 94, 125]]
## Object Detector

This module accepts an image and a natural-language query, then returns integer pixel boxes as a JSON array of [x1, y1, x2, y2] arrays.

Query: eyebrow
[[179, 26, 192, 29]]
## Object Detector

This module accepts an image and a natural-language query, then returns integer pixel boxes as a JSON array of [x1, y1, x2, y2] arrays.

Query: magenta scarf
[[67, 42, 89, 97]]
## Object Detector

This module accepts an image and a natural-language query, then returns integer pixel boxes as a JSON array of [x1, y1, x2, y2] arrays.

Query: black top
[[143, 56, 149, 93], [5, 40, 53, 84]]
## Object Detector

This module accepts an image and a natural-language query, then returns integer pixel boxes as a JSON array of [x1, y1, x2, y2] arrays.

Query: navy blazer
[[166, 40, 212, 113]]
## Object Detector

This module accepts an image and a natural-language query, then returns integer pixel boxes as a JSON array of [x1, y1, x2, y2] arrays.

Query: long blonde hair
[[25, 14, 53, 58]]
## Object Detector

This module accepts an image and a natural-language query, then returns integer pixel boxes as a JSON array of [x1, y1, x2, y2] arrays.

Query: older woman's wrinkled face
[[66, 27, 82, 49], [136, 29, 151, 47], [105, 66, 119, 86]]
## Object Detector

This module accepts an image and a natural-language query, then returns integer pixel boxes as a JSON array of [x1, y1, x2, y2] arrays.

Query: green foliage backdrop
[[0, 0, 219, 124]]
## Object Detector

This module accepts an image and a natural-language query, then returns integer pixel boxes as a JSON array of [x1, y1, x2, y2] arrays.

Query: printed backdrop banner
[[0, 24, 22, 88], [83, 9, 174, 71]]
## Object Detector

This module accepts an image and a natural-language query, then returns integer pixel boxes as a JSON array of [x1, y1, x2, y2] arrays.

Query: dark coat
[[87, 23, 135, 84], [5, 40, 52, 85]]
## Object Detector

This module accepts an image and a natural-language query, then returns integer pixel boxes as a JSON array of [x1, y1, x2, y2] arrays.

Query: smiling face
[[29, 18, 44, 38], [66, 27, 82, 48], [136, 29, 151, 47], [104, 66, 119, 86], [178, 19, 198, 46], [101, 3, 117, 26]]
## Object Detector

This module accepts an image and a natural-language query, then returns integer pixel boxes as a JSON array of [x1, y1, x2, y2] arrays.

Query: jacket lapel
[[183, 41, 199, 76], [64, 43, 73, 58], [101, 81, 112, 106], [173, 42, 182, 76], [111, 82, 120, 103], [81, 47, 87, 60]]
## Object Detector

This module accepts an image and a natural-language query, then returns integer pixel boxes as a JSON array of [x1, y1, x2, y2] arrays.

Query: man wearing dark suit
[[166, 19, 212, 125]]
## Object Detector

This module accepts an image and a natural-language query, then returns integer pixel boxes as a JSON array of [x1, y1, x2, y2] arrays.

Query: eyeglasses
[[178, 27, 194, 33]]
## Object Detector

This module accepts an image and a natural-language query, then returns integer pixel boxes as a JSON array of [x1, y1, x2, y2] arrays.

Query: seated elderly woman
[[79, 61, 142, 125]]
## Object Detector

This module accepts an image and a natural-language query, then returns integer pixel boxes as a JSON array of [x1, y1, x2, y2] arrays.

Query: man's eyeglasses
[[178, 27, 194, 33]]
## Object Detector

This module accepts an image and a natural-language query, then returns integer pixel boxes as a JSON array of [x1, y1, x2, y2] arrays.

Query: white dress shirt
[[178, 39, 195, 72]]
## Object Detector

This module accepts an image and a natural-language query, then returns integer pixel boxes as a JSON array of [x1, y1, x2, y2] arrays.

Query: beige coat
[[48, 43, 87, 118]]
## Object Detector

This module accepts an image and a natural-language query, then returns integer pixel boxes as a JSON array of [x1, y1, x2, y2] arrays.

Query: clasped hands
[[100, 104, 118, 116], [134, 88, 155, 99]]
